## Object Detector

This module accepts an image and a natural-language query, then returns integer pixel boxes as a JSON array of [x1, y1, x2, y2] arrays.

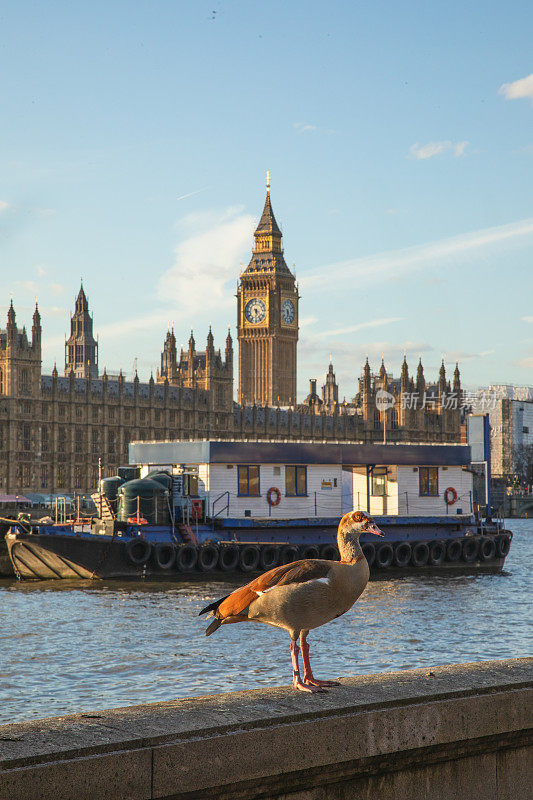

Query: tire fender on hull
[[175, 544, 197, 572], [154, 542, 176, 570], [126, 538, 152, 566]]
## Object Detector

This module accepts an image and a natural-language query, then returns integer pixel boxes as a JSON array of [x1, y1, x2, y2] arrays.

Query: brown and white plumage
[[200, 510, 384, 692]]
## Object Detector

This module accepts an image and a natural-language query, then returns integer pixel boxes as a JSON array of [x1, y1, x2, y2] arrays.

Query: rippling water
[[1, 520, 531, 725]]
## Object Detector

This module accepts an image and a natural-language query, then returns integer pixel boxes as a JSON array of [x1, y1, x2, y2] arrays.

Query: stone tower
[[159, 328, 179, 383], [322, 362, 339, 409], [65, 284, 99, 379], [237, 175, 299, 406], [156, 326, 234, 410], [0, 300, 42, 397]]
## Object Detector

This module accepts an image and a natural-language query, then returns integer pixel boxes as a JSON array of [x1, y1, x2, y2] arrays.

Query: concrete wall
[[1, 659, 530, 800]]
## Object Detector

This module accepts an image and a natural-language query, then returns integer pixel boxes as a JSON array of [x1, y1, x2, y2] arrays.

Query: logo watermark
[[374, 390, 499, 412], [375, 389, 396, 411]]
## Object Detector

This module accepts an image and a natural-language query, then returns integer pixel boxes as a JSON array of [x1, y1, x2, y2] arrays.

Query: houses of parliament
[[0, 182, 461, 495]]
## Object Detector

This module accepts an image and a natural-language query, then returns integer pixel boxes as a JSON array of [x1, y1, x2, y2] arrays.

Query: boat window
[[286, 465, 307, 496], [371, 467, 387, 496], [238, 465, 260, 496], [184, 474, 199, 496], [419, 466, 438, 496]]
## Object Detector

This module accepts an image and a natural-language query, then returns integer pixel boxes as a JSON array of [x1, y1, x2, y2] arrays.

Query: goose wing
[[217, 559, 332, 619]]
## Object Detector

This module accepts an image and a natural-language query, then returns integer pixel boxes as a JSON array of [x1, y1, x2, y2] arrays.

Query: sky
[[0, 0, 532, 400]]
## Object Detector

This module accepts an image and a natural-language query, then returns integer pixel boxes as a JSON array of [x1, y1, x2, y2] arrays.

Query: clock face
[[245, 297, 267, 324], [281, 299, 295, 325]]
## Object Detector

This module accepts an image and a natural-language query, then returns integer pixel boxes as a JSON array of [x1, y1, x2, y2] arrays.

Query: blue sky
[[1, 0, 532, 399]]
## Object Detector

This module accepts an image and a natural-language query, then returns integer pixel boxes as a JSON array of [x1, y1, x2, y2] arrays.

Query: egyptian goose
[[199, 510, 384, 693]]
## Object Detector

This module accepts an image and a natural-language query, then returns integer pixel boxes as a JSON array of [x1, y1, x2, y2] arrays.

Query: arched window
[[0, 367, 3, 395], [20, 368, 30, 394], [391, 407, 399, 429], [373, 410, 381, 429]]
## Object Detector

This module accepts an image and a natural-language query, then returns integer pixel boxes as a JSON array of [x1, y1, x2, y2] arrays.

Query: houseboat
[[5, 440, 512, 580]]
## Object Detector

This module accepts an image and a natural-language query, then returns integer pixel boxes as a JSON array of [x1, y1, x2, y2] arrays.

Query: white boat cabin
[[129, 440, 474, 520]]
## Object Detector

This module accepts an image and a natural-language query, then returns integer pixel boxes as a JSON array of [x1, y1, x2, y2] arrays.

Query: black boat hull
[[5, 530, 509, 581], [5, 533, 146, 580]]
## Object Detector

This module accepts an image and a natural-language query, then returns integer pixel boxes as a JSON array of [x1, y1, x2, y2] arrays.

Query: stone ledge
[[1, 658, 531, 800]]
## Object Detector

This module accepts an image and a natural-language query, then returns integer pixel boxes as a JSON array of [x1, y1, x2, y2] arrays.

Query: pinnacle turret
[[453, 362, 461, 393], [416, 358, 425, 393], [401, 354, 409, 387], [254, 188, 282, 237], [438, 359, 446, 394], [7, 299, 15, 327], [244, 176, 292, 274]]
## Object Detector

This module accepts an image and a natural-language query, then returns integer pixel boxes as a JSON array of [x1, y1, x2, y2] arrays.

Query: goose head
[[337, 510, 384, 562]]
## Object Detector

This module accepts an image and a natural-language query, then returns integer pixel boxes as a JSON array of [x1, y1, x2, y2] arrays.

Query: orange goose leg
[[290, 639, 326, 693], [301, 634, 340, 688]]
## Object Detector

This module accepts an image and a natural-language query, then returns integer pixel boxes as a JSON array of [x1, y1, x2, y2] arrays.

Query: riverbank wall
[[1, 658, 531, 800]]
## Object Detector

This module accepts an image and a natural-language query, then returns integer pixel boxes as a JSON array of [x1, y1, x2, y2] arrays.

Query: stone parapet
[[1, 658, 531, 800]]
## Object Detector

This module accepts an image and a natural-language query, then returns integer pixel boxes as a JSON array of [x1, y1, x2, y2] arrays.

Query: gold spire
[[266, 170, 270, 193]]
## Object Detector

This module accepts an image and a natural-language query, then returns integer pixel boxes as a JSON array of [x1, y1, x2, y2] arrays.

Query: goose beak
[[368, 523, 384, 537]]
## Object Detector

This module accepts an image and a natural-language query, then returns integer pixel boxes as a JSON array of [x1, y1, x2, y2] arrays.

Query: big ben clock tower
[[237, 175, 299, 406]]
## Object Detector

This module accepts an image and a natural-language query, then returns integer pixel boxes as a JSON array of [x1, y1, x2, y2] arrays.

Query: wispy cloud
[[522, 316, 533, 323], [14, 280, 39, 294], [48, 283, 66, 296], [409, 140, 468, 160], [318, 317, 403, 338], [299, 316, 318, 329], [303, 217, 533, 290], [299, 340, 435, 386], [293, 122, 318, 133], [11, 275, 66, 302], [516, 356, 533, 369], [0, 201, 9, 212], [158, 206, 254, 313], [446, 349, 496, 361], [176, 187, 209, 202], [499, 73, 533, 103], [41, 305, 68, 318], [96, 312, 166, 339]]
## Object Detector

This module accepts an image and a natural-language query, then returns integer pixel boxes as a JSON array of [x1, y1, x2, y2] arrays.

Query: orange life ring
[[127, 515, 148, 525], [267, 487, 281, 506], [444, 487, 458, 505]]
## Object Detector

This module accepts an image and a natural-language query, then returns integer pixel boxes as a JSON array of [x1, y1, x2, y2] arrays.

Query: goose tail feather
[[205, 618, 222, 636]]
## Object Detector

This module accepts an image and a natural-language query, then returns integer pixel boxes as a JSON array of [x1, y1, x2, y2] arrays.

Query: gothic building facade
[[156, 327, 233, 411], [0, 183, 462, 496], [0, 293, 236, 495], [0, 297, 461, 496], [300, 355, 461, 441]]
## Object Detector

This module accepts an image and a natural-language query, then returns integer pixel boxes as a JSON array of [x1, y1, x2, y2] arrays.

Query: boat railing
[[212, 491, 230, 519], [53, 497, 69, 525], [353, 489, 474, 516], [206, 488, 477, 520]]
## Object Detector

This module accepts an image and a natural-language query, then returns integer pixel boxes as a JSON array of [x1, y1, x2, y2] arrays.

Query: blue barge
[[5, 512, 512, 581], [5, 439, 513, 579]]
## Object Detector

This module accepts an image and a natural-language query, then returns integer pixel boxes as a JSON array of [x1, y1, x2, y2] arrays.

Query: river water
[[1, 520, 531, 725]]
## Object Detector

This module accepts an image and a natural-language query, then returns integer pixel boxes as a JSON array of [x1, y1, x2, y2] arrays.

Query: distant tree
[[511, 443, 533, 486]]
